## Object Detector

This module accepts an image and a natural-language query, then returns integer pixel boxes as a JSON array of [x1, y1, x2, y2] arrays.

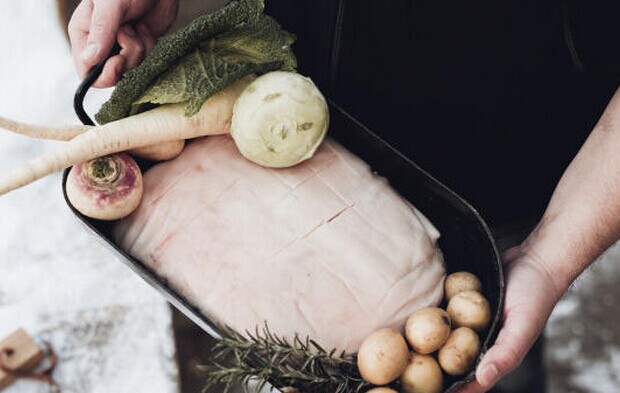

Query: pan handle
[[73, 43, 121, 126]]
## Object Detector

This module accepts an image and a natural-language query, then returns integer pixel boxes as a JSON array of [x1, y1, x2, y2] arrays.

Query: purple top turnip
[[66, 153, 143, 220]]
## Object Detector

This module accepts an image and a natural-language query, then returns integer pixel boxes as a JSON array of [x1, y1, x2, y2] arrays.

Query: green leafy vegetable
[[95, 0, 297, 124], [134, 16, 296, 116]]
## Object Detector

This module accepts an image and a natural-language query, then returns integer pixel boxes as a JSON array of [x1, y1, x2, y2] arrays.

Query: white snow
[[0, 1, 178, 392], [546, 242, 620, 392]]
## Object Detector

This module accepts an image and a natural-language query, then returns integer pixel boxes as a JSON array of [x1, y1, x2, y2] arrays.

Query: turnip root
[[0, 115, 185, 161], [404, 307, 451, 354], [0, 75, 253, 196], [444, 271, 482, 301], [366, 388, 398, 393], [446, 290, 491, 332], [357, 328, 409, 385], [66, 153, 143, 220], [400, 353, 443, 393], [438, 327, 481, 376]]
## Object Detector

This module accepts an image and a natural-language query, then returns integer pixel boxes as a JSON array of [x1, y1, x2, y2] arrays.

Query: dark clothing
[[267, 1, 620, 227]]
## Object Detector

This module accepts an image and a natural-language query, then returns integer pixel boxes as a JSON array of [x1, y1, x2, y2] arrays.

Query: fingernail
[[82, 42, 100, 63], [480, 363, 500, 386]]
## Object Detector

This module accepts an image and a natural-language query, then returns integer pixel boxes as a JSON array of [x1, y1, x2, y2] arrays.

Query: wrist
[[518, 212, 598, 294]]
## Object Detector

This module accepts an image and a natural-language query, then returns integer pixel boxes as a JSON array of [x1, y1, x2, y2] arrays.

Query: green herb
[[95, 0, 296, 124], [202, 324, 370, 393]]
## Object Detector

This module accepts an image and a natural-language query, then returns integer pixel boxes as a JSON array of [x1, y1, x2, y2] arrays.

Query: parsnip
[[0, 75, 253, 196], [0, 116, 89, 140], [0, 108, 187, 161], [128, 140, 186, 161]]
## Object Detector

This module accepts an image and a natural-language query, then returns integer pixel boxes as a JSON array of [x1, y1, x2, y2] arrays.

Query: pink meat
[[113, 136, 445, 353]]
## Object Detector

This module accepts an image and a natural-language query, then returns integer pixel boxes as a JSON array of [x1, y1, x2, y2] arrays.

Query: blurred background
[[0, 1, 619, 392]]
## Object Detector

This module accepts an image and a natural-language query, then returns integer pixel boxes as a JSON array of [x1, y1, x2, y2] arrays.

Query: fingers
[[135, 23, 157, 54], [143, 0, 179, 36], [456, 253, 562, 393], [84, 0, 125, 69], [455, 317, 540, 393], [118, 25, 146, 72], [455, 379, 486, 393], [95, 55, 126, 88], [68, 0, 126, 85], [91, 24, 147, 88], [475, 330, 529, 387], [68, 0, 94, 78], [68, 0, 176, 87]]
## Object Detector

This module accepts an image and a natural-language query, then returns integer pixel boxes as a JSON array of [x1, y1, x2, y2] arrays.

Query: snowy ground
[[0, 1, 178, 392], [546, 242, 620, 393]]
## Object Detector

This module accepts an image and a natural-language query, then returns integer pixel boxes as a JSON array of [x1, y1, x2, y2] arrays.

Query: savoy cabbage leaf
[[132, 15, 296, 116], [95, 0, 296, 124]]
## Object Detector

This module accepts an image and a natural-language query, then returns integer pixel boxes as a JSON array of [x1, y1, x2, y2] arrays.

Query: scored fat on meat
[[113, 136, 445, 353]]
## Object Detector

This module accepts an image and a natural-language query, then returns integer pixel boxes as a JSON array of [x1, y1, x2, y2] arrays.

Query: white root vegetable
[[366, 388, 399, 393], [0, 115, 90, 140], [231, 71, 328, 167], [0, 71, 329, 196], [0, 115, 185, 161], [0, 75, 253, 196], [66, 153, 143, 220], [128, 140, 186, 161]]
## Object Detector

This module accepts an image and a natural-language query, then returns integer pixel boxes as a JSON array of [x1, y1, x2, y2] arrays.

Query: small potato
[[438, 327, 481, 376], [400, 353, 443, 393], [366, 388, 399, 393], [446, 290, 491, 332], [357, 328, 409, 385], [444, 271, 482, 301], [405, 307, 451, 354]]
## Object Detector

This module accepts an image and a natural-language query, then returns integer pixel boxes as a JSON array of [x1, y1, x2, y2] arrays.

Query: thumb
[[475, 313, 543, 388], [82, 1, 124, 67]]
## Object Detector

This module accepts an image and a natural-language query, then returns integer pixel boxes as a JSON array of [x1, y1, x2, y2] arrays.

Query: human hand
[[68, 0, 179, 87], [457, 245, 565, 393]]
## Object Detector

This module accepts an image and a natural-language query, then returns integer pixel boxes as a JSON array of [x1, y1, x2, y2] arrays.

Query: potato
[[357, 328, 409, 385], [366, 388, 399, 393], [438, 327, 481, 376], [405, 307, 451, 354], [444, 271, 482, 301], [446, 290, 491, 332], [400, 353, 443, 393]]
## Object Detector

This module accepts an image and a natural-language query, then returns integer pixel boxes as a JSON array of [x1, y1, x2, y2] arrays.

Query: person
[[68, 1, 620, 392], [68, 0, 178, 87]]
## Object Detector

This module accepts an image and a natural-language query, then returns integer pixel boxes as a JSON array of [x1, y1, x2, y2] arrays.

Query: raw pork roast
[[114, 136, 445, 352]]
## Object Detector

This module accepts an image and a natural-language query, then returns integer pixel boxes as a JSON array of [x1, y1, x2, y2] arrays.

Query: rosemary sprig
[[201, 323, 371, 393]]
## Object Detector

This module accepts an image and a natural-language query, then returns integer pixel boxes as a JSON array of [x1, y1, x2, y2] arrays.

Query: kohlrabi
[[231, 71, 329, 168]]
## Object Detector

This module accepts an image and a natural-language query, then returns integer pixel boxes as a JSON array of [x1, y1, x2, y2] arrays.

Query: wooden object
[[0, 329, 44, 390]]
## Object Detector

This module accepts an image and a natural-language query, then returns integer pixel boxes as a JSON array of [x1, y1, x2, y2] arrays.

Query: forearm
[[522, 87, 620, 292]]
